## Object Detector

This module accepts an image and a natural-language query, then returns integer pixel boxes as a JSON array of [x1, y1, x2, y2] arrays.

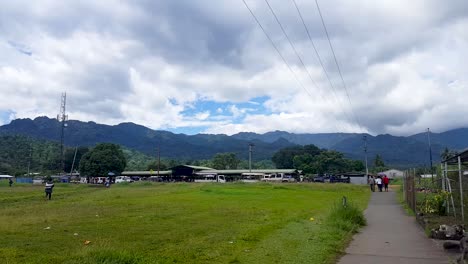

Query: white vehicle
[[115, 176, 133, 183], [261, 173, 296, 183], [194, 173, 226, 183], [240, 173, 263, 183]]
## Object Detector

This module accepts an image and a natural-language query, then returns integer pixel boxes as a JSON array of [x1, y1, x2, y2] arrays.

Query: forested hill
[[0, 117, 295, 161], [1, 117, 467, 168]]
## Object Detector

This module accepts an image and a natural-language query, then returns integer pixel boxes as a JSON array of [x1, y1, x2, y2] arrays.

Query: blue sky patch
[[0, 110, 15, 125], [8, 40, 32, 56]]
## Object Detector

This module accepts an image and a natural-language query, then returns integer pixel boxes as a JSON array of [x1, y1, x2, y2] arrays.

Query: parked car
[[261, 173, 296, 183], [115, 176, 133, 183], [329, 175, 351, 183], [313, 175, 329, 183]]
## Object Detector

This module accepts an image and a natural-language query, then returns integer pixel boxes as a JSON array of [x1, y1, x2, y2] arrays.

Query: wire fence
[[402, 161, 468, 226]]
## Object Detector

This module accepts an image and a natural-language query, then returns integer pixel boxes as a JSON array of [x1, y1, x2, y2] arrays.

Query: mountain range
[[1, 116, 467, 167]]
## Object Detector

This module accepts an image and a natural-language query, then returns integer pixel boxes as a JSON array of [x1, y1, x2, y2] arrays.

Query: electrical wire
[[264, 0, 354, 127], [241, 0, 344, 132], [314, 0, 364, 131]]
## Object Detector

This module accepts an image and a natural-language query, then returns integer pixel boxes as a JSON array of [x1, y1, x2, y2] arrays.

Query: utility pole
[[427, 128, 433, 181], [249, 143, 254, 172], [69, 147, 78, 177], [363, 135, 369, 176], [57, 92, 68, 174], [157, 146, 160, 177], [27, 145, 32, 178]]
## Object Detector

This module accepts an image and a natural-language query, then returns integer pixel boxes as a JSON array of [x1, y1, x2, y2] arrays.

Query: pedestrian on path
[[376, 176, 383, 192], [368, 176, 375, 192], [383, 175, 389, 192], [44, 180, 54, 200]]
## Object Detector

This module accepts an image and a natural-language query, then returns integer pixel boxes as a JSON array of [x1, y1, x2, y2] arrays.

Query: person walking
[[383, 175, 390, 192], [8, 178, 13, 187], [375, 176, 383, 192], [44, 180, 54, 200], [368, 176, 375, 192]]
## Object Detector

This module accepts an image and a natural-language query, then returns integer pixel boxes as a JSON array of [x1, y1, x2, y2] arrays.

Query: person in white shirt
[[367, 176, 375, 192], [45, 181, 55, 200], [375, 176, 383, 192]]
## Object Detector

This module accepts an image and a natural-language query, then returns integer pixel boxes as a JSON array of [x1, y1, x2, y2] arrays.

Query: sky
[[1, 0, 468, 136]]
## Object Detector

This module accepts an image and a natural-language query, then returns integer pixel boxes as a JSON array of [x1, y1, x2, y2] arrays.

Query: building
[[121, 166, 301, 182], [380, 169, 404, 179]]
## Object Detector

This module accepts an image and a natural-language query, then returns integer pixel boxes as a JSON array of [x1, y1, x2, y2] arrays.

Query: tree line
[[4, 134, 453, 177]]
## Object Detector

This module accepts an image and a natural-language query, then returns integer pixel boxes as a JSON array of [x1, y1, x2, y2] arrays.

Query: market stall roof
[[198, 169, 298, 175], [121, 171, 172, 176]]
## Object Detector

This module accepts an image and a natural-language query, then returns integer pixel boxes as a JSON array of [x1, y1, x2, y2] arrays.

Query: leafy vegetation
[[0, 182, 369, 264], [79, 143, 127, 177], [0, 135, 62, 176], [272, 145, 364, 174]]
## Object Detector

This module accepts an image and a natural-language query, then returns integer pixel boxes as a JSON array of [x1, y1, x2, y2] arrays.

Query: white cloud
[[0, 0, 468, 136]]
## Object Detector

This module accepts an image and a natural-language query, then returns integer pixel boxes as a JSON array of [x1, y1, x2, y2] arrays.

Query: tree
[[272, 145, 320, 169], [212, 153, 240, 170], [312, 150, 349, 174], [373, 154, 385, 167], [79, 143, 126, 177], [64, 147, 89, 173], [441, 147, 458, 161], [146, 160, 169, 171]]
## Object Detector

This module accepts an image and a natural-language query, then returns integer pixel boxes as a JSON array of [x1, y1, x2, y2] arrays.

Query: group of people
[[368, 175, 389, 192]]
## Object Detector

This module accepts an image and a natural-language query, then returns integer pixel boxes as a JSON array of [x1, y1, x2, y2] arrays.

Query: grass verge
[[0, 182, 369, 263]]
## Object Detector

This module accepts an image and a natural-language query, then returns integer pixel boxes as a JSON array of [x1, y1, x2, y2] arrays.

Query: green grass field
[[0, 181, 369, 264]]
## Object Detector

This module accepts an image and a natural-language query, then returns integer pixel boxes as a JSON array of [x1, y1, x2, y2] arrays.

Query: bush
[[327, 200, 366, 232]]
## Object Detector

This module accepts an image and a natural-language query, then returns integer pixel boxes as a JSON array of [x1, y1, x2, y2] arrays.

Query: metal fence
[[403, 170, 416, 213], [402, 151, 468, 225]]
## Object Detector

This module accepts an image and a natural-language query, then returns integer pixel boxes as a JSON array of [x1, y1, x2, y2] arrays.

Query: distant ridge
[[1, 116, 467, 167]]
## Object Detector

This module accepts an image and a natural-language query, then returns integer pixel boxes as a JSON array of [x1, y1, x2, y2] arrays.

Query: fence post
[[413, 169, 416, 212], [404, 170, 407, 204], [459, 156, 464, 223]]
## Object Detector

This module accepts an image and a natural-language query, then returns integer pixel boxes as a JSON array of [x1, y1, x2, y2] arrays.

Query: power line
[[291, 0, 348, 114], [314, 0, 363, 131], [264, 0, 354, 128], [241, 0, 313, 98], [242, 0, 345, 133]]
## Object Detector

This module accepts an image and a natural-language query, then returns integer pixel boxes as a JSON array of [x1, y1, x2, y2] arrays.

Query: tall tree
[[64, 147, 89, 173], [79, 143, 126, 177], [440, 147, 458, 161], [373, 154, 385, 167], [212, 153, 240, 170]]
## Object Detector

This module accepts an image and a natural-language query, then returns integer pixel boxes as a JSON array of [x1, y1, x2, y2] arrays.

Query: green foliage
[[328, 201, 366, 231], [0, 135, 63, 175], [421, 191, 449, 216], [273, 145, 364, 173], [373, 154, 385, 167], [212, 152, 240, 169], [440, 147, 458, 161], [79, 143, 126, 177], [272, 145, 320, 169], [63, 147, 89, 173]]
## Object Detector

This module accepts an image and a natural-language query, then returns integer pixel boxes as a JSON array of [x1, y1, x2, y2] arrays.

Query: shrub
[[327, 200, 366, 233]]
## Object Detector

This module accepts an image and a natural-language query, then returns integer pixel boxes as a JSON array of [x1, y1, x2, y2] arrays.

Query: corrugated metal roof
[[198, 169, 298, 175], [121, 171, 172, 176], [171, 165, 214, 170]]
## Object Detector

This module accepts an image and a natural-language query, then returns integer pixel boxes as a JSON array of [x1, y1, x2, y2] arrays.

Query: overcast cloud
[[1, 0, 468, 136]]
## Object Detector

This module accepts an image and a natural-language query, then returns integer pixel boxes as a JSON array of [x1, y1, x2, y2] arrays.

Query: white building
[[380, 169, 404, 179]]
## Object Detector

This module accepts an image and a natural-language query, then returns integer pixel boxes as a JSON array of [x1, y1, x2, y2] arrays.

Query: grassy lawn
[[0, 181, 369, 264]]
